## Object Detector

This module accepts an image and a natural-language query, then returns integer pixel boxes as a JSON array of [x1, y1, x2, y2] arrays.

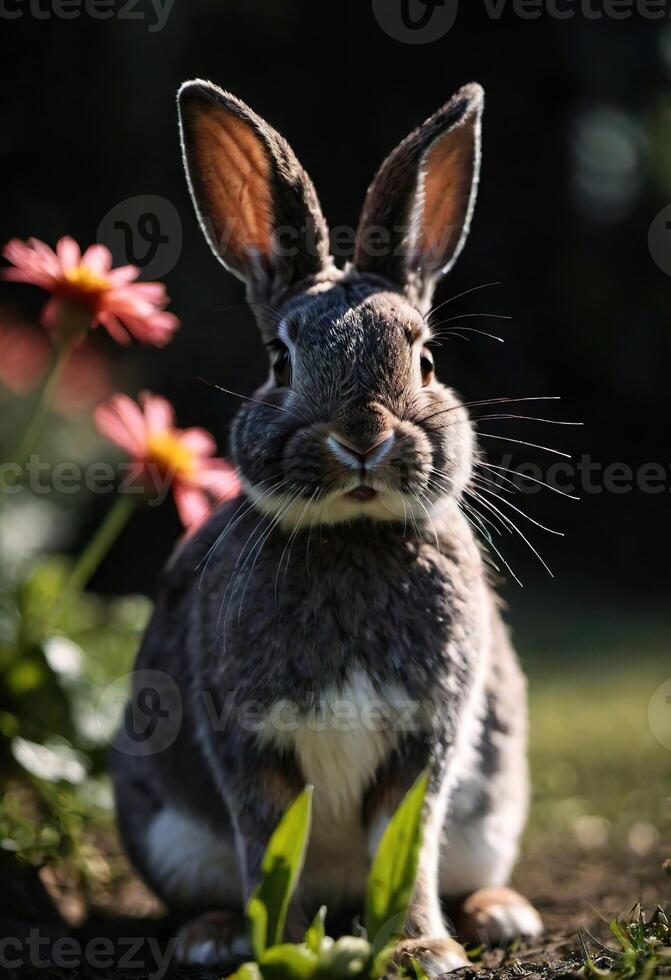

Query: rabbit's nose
[[327, 429, 395, 468]]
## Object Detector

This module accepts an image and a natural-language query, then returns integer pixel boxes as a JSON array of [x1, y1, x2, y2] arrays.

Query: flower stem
[[51, 494, 139, 624], [11, 341, 72, 472]]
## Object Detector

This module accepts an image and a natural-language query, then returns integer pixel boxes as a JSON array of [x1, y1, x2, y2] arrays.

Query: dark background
[[2, 0, 671, 617]]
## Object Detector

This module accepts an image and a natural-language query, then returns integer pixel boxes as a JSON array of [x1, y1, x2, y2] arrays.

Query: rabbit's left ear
[[178, 80, 333, 312], [353, 83, 483, 313]]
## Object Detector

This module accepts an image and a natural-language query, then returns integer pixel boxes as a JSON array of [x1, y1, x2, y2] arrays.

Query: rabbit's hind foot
[[175, 910, 250, 966], [393, 936, 470, 977], [453, 887, 543, 946]]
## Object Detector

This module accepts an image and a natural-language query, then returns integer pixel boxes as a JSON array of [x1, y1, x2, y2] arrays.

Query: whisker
[[473, 484, 564, 536], [465, 487, 554, 577], [199, 377, 299, 417], [411, 488, 442, 552], [275, 490, 316, 604], [478, 461, 580, 500], [400, 490, 409, 538], [427, 281, 503, 320], [470, 472, 516, 496], [459, 499, 523, 587], [415, 405, 471, 427], [462, 395, 561, 410], [235, 488, 304, 628], [196, 478, 285, 579], [476, 432, 572, 459], [460, 493, 509, 539], [423, 478, 481, 561], [431, 312, 511, 326], [304, 488, 324, 575], [414, 395, 562, 427], [435, 330, 472, 343], [472, 413, 582, 426], [429, 326, 505, 343], [217, 488, 298, 640]]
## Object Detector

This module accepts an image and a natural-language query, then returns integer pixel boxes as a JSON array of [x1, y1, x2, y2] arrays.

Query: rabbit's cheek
[[439, 417, 475, 498], [388, 422, 433, 490], [281, 423, 331, 489], [416, 406, 474, 500], [231, 408, 291, 489]]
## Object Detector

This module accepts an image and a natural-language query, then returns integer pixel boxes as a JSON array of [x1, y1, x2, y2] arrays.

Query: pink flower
[[94, 391, 240, 532], [2, 236, 179, 346]]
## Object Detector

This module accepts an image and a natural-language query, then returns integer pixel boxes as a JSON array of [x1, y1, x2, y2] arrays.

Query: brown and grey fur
[[111, 80, 543, 974]]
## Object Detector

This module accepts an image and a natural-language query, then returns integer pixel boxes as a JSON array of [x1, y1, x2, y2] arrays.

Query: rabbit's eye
[[420, 348, 434, 386], [269, 340, 291, 387]]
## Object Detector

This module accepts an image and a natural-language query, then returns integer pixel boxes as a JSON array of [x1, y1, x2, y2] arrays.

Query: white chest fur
[[259, 669, 415, 824]]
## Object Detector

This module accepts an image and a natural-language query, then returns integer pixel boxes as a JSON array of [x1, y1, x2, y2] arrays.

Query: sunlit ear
[[354, 83, 484, 312], [178, 79, 332, 308]]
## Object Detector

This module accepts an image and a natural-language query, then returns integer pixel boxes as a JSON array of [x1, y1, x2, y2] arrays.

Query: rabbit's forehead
[[281, 289, 426, 353]]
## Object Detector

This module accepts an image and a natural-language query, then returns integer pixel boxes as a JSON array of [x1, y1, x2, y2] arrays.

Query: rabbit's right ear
[[178, 80, 333, 312], [354, 84, 484, 314]]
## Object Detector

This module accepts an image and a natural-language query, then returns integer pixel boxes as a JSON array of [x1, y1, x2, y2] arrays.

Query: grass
[[528, 661, 670, 851], [580, 905, 671, 978], [516, 602, 671, 855]]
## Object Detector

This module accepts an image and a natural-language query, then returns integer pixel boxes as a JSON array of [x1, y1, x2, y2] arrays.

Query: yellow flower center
[[61, 265, 112, 294], [146, 430, 196, 479]]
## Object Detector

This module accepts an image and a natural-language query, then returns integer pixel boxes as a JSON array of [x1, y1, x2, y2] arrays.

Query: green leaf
[[305, 905, 327, 954], [250, 786, 314, 950], [248, 895, 269, 962], [364, 772, 428, 955], [611, 918, 633, 952], [225, 963, 263, 980], [259, 943, 318, 980], [410, 955, 430, 980], [371, 939, 398, 979]]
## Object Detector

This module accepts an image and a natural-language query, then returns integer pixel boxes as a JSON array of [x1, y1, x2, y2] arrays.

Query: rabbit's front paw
[[454, 887, 543, 946], [393, 936, 470, 977], [175, 910, 250, 966]]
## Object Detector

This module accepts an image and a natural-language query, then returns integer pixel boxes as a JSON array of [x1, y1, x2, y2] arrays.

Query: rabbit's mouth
[[345, 485, 378, 502]]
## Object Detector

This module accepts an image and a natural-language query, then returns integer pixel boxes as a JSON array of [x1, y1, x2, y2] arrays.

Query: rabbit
[[110, 78, 544, 976]]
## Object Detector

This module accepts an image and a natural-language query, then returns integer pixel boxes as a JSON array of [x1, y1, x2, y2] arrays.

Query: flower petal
[[173, 484, 212, 532], [94, 394, 148, 458], [179, 427, 217, 457], [81, 243, 113, 274], [200, 464, 241, 501], [97, 311, 131, 345], [1, 267, 53, 286], [109, 310, 179, 347], [2, 238, 59, 284], [139, 391, 175, 434], [106, 264, 140, 284], [56, 236, 81, 270], [123, 282, 167, 302]]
